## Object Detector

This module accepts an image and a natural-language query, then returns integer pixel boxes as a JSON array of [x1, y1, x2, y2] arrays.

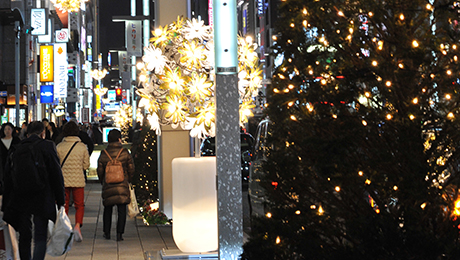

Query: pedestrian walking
[[97, 129, 134, 241], [19, 122, 28, 140], [1, 121, 65, 260], [0, 122, 20, 174], [56, 121, 90, 242]]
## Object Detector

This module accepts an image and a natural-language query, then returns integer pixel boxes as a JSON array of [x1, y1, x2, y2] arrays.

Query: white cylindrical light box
[[172, 157, 218, 253]]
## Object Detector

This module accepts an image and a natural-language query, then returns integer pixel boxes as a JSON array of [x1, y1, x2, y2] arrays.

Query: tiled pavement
[[45, 182, 179, 260]]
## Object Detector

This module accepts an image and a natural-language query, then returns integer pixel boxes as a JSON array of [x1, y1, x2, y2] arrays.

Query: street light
[[91, 68, 108, 119], [90, 68, 108, 81]]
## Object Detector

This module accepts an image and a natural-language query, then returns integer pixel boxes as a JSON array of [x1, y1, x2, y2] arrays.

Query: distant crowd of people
[[0, 118, 135, 260]]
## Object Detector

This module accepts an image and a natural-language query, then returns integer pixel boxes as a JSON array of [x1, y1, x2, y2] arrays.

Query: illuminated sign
[[31, 8, 47, 35], [40, 45, 54, 82], [126, 21, 142, 57], [40, 84, 54, 103], [107, 90, 116, 101], [54, 43, 68, 98], [55, 28, 69, 42]]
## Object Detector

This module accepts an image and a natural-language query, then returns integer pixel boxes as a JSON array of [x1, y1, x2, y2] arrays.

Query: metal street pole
[[214, 0, 243, 259], [15, 21, 20, 127]]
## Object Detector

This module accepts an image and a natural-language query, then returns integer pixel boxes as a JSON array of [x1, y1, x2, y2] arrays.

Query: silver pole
[[214, 0, 243, 259]]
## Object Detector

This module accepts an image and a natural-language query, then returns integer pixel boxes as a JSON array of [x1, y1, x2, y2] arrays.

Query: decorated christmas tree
[[243, 1, 460, 259], [131, 120, 159, 205]]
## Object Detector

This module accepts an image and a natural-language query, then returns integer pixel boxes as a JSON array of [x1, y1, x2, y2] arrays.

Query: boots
[[103, 232, 110, 240], [116, 233, 124, 241]]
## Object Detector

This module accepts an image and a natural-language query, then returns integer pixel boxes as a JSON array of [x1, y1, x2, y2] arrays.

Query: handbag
[[128, 183, 140, 218], [47, 207, 74, 256]]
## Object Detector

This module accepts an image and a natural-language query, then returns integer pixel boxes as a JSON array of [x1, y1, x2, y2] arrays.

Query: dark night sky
[[99, 0, 132, 66]]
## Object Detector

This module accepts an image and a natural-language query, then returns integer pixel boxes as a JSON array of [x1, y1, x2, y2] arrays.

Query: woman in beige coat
[[56, 121, 90, 242]]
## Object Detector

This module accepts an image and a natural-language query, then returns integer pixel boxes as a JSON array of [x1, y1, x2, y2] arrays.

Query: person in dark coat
[[0, 122, 20, 175], [97, 129, 134, 241], [2, 121, 65, 260]]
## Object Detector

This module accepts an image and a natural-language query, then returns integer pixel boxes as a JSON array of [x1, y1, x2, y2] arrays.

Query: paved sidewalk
[[45, 182, 178, 260]]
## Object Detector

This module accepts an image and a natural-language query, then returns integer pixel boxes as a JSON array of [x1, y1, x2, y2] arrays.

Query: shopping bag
[[128, 184, 140, 218], [0, 224, 19, 260], [47, 207, 74, 257]]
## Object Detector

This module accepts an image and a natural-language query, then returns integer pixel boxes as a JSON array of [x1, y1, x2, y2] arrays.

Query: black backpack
[[9, 139, 46, 193]]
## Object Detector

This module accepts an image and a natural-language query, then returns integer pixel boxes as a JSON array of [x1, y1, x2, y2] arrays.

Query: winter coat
[[1, 135, 65, 230], [0, 136, 20, 173], [97, 142, 134, 207], [56, 136, 90, 188]]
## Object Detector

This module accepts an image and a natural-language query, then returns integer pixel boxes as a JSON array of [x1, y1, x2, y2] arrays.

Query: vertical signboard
[[126, 21, 142, 57], [31, 8, 47, 35], [209, 0, 213, 26], [54, 43, 68, 98], [81, 108, 89, 123], [38, 19, 52, 43], [118, 51, 129, 77], [242, 3, 248, 35], [40, 45, 54, 82]]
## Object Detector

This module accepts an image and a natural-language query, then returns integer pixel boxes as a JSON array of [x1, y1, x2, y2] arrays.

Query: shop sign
[[40, 45, 54, 82], [81, 108, 90, 123], [55, 28, 69, 42], [54, 43, 68, 98], [40, 84, 54, 103], [31, 8, 47, 35], [126, 21, 142, 57]]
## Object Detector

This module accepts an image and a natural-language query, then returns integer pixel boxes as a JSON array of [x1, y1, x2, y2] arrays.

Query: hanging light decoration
[[93, 86, 108, 96], [90, 68, 108, 81], [49, 0, 88, 13]]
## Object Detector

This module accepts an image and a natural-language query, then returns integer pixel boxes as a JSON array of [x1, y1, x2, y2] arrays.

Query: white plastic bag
[[128, 184, 140, 218], [47, 206, 74, 256]]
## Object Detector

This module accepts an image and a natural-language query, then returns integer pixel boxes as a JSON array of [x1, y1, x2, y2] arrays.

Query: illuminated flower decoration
[[143, 46, 168, 74], [147, 113, 162, 135], [190, 102, 216, 139], [178, 40, 207, 70], [50, 0, 87, 13], [170, 16, 186, 32], [161, 67, 188, 94], [192, 101, 216, 129], [163, 95, 189, 124], [137, 17, 262, 138], [238, 36, 259, 68], [202, 39, 215, 70], [246, 67, 263, 97], [239, 101, 256, 124], [187, 73, 213, 102], [182, 18, 211, 42], [150, 25, 171, 47]]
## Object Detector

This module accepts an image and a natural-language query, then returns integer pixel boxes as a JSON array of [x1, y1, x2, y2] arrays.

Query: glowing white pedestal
[[172, 157, 218, 253]]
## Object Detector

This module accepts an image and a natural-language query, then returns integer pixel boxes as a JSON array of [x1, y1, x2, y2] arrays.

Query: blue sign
[[0, 91, 6, 97], [40, 84, 54, 103], [107, 90, 116, 101]]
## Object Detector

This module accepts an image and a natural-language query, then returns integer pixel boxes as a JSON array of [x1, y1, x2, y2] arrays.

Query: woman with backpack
[[97, 129, 134, 241], [56, 121, 90, 242]]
